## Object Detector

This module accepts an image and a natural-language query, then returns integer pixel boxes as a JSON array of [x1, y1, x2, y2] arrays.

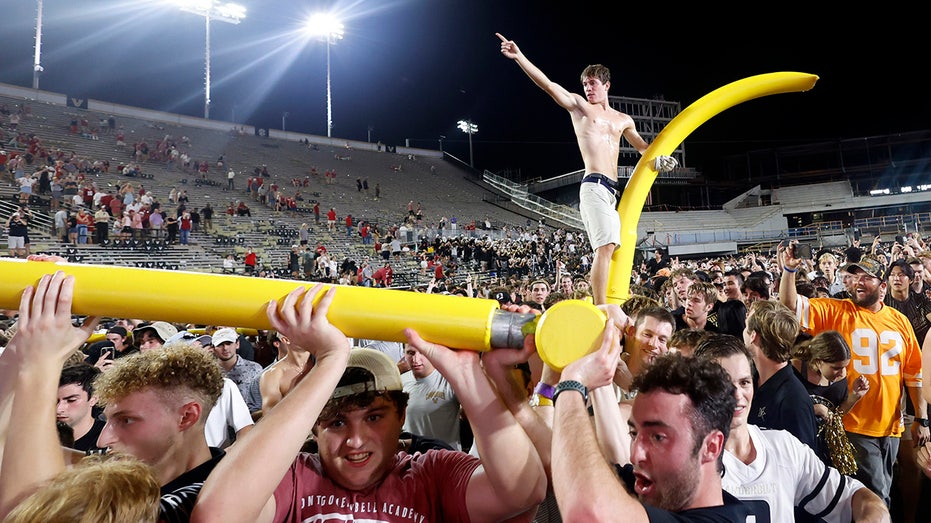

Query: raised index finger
[[495, 32, 508, 43]]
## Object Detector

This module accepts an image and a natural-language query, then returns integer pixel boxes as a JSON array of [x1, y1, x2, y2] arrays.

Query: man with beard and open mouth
[[779, 243, 927, 509]]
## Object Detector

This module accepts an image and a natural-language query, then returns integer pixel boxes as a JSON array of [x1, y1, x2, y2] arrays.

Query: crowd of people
[[2, 60, 931, 521], [1, 225, 930, 522]]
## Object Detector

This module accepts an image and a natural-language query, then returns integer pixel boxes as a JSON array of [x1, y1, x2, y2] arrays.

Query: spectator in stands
[[179, 211, 192, 245], [93, 205, 110, 244], [164, 213, 178, 244], [53, 207, 67, 242], [5, 208, 28, 258], [244, 247, 257, 275], [70, 207, 89, 245], [326, 207, 337, 232]]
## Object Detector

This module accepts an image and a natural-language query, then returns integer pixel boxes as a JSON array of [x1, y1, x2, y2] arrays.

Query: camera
[[792, 243, 812, 259]]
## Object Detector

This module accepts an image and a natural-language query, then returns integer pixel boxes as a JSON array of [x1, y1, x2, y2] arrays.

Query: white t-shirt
[[204, 378, 254, 448], [402, 369, 461, 450], [722, 424, 866, 523]]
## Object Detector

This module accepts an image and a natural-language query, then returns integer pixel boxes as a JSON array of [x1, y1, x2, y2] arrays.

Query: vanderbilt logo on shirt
[[426, 391, 447, 404]]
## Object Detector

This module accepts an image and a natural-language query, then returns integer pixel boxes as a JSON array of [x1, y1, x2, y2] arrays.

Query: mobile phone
[[793, 243, 812, 259]]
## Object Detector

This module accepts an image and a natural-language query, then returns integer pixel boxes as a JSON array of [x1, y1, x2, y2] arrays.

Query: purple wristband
[[533, 382, 556, 400]]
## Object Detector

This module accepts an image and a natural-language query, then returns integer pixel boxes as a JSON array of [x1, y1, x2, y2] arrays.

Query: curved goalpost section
[[608, 72, 818, 304], [0, 72, 817, 367]]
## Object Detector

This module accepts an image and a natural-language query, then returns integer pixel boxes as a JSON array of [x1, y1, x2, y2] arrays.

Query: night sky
[[0, 1, 924, 181]]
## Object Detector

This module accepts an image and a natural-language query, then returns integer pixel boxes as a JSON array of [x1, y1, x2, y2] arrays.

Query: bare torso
[[260, 354, 312, 411], [569, 99, 635, 181]]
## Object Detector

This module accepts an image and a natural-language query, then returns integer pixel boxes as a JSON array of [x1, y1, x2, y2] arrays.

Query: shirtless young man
[[498, 33, 677, 305], [258, 332, 313, 412]]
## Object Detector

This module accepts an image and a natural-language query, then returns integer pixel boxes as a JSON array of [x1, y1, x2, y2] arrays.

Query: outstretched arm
[[406, 328, 546, 522], [192, 286, 350, 523], [497, 33, 580, 111], [0, 271, 98, 519]]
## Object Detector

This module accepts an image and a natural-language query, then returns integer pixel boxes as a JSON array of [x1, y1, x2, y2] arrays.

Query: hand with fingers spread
[[8, 271, 99, 368], [265, 285, 349, 369], [0, 270, 98, 519]]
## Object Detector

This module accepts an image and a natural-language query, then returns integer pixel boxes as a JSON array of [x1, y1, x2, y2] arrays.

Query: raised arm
[[480, 332, 554, 481], [0, 272, 98, 519], [924, 329, 931, 405], [778, 242, 801, 311], [192, 286, 350, 523], [405, 328, 546, 522], [553, 321, 648, 522], [497, 33, 580, 111]]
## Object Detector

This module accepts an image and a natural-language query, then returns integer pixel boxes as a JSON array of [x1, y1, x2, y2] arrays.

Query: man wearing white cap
[[132, 321, 178, 352], [212, 327, 263, 405]]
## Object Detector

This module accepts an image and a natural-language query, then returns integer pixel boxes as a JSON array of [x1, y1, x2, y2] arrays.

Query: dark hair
[[741, 276, 770, 300], [580, 64, 610, 85], [884, 258, 914, 281], [795, 281, 816, 298], [543, 291, 569, 309], [634, 306, 675, 332], [693, 333, 753, 369], [316, 367, 409, 429], [792, 330, 851, 364], [724, 270, 744, 287], [667, 328, 708, 357], [59, 363, 101, 399], [632, 353, 736, 471]]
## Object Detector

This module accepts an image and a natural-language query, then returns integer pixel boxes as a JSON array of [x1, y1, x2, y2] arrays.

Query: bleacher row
[[0, 92, 538, 283]]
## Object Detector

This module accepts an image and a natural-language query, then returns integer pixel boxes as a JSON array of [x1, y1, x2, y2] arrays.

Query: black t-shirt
[[616, 463, 753, 522], [159, 447, 225, 523], [73, 418, 106, 453], [8, 217, 28, 237], [749, 365, 818, 450]]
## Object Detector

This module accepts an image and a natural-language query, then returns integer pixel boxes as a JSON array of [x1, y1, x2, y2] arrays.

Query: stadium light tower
[[305, 13, 344, 138], [33, 0, 44, 89], [175, 1, 246, 119], [457, 120, 478, 168]]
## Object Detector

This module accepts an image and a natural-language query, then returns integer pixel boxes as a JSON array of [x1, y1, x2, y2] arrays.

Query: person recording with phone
[[778, 241, 928, 508]]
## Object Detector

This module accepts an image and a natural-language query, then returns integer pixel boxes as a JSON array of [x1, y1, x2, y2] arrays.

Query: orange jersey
[[796, 296, 922, 437]]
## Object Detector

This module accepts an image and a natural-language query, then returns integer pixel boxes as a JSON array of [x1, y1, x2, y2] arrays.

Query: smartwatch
[[553, 380, 588, 405], [916, 417, 930, 428]]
